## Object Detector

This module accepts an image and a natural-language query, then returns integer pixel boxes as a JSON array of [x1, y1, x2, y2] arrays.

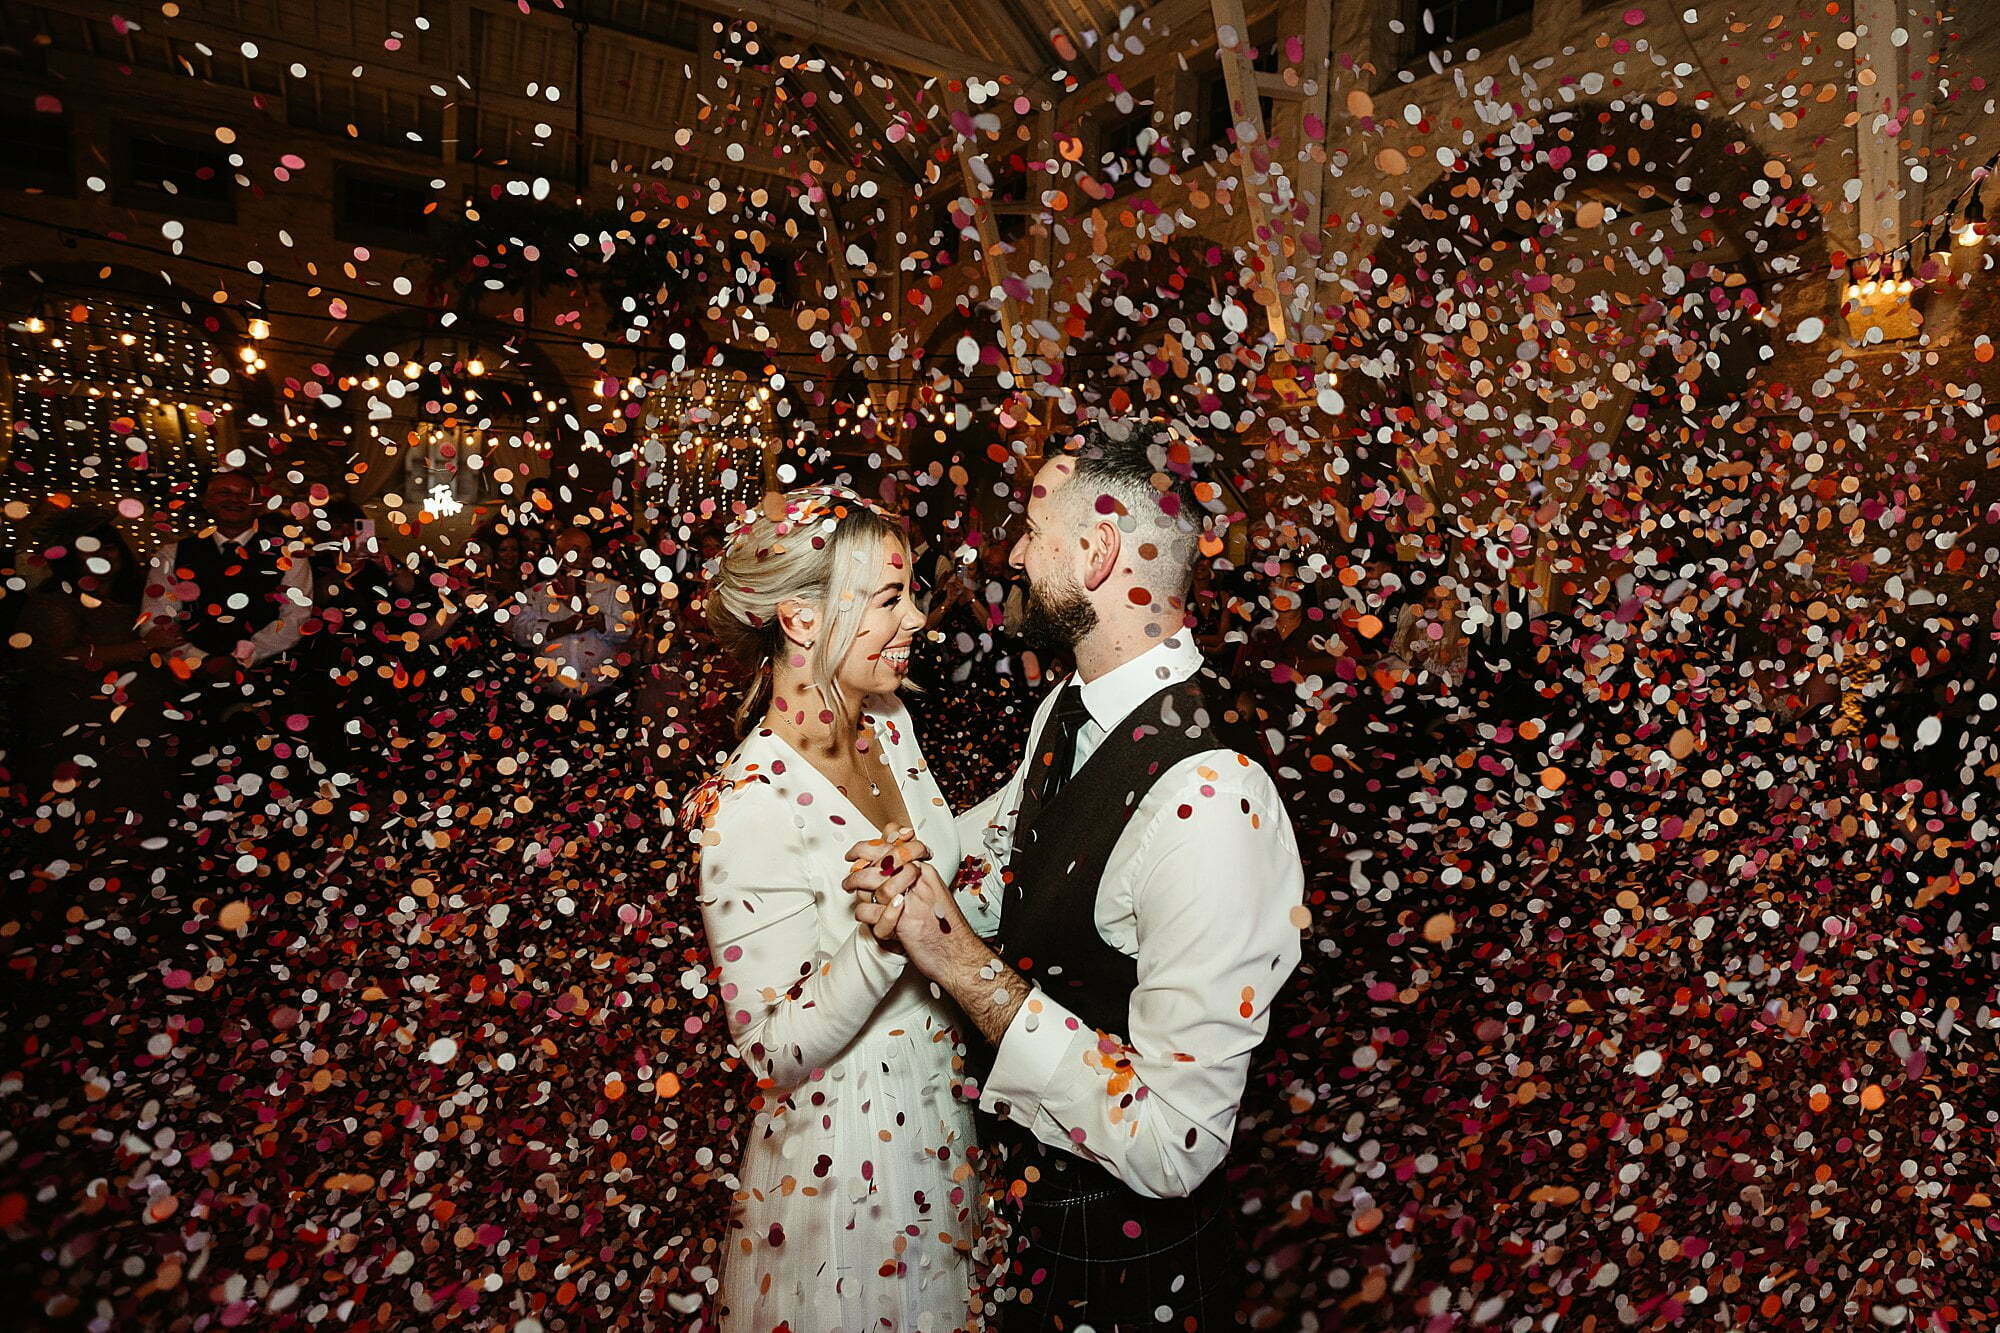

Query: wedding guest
[[506, 525, 636, 702], [12, 505, 171, 833], [139, 471, 314, 725]]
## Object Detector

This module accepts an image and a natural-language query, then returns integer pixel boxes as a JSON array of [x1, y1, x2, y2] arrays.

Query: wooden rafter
[[943, 83, 1030, 383], [43, 0, 902, 193], [785, 58, 924, 183], [677, 0, 1037, 86], [1266, 0, 1331, 324], [1056, 0, 1279, 118], [1025, 104, 1056, 328], [806, 176, 883, 360], [1208, 0, 1298, 341], [954, 0, 1059, 73]]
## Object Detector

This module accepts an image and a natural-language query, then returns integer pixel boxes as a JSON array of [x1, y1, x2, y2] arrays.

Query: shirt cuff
[[976, 986, 1087, 1127]]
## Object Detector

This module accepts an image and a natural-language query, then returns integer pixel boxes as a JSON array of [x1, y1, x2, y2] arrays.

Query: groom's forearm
[[936, 938, 1032, 1047]]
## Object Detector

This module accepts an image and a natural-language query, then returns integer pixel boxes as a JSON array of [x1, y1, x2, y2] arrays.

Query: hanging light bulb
[[246, 276, 272, 340], [466, 358, 485, 376], [404, 360, 423, 379], [24, 314, 46, 334], [1957, 190, 1988, 246]]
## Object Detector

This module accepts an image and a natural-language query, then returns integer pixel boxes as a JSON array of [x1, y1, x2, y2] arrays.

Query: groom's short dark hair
[[1061, 417, 1208, 595]]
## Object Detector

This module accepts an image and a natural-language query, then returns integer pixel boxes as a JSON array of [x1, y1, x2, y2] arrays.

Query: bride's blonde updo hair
[[707, 484, 910, 737]]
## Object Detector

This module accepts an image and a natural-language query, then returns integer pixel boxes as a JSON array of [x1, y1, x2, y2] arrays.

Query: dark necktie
[[1016, 680, 1091, 841]]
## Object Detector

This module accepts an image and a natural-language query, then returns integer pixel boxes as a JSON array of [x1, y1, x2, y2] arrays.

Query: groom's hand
[[892, 861, 981, 975], [892, 862, 1031, 1046]]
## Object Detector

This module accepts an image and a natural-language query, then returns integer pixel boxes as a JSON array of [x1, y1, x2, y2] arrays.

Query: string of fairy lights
[[634, 370, 782, 514], [1844, 150, 1994, 296], [0, 283, 999, 557], [2, 297, 251, 547]]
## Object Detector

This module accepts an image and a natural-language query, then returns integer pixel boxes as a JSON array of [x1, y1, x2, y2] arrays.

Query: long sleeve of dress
[[505, 587, 552, 646], [138, 540, 205, 668], [699, 782, 908, 1097], [949, 778, 1014, 939], [138, 542, 182, 634], [590, 578, 636, 645]]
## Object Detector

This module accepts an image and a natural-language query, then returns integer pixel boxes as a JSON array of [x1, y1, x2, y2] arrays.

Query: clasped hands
[[842, 826, 977, 973]]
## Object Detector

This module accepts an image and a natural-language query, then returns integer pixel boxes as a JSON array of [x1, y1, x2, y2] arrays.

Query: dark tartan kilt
[[991, 1142, 1244, 1331]]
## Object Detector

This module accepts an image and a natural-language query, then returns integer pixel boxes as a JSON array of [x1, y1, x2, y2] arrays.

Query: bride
[[687, 485, 995, 1332]]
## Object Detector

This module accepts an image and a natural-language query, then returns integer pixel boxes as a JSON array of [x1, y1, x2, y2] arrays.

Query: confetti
[[4, 3, 2000, 1331]]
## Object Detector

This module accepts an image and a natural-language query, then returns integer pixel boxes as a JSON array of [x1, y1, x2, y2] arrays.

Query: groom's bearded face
[[1019, 567, 1097, 655]]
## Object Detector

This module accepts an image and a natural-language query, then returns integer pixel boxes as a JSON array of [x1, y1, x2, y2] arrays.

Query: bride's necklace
[[773, 713, 885, 798], [841, 751, 886, 798]]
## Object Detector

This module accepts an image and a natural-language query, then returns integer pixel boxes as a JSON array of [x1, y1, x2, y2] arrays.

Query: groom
[[847, 418, 1305, 1329]]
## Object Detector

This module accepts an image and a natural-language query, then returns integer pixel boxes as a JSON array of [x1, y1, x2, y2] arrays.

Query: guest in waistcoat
[[139, 470, 314, 723], [845, 417, 1306, 1330]]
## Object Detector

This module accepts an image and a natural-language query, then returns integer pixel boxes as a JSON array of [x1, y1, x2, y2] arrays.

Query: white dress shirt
[[139, 525, 315, 668], [505, 575, 637, 696], [950, 633, 1306, 1200]]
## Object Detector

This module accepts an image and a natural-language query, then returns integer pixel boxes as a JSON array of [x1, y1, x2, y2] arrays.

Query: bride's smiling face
[[832, 537, 925, 697]]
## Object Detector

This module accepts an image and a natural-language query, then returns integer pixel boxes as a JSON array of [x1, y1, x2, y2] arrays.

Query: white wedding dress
[[693, 693, 995, 1333]]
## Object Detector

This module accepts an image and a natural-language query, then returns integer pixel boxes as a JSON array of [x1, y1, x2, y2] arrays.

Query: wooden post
[[1209, 0, 1296, 342], [806, 174, 880, 360], [944, 83, 1030, 386], [1293, 0, 1331, 322], [1027, 105, 1056, 331]]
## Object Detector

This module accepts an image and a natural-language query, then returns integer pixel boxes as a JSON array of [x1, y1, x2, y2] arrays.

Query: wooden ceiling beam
[[952, 0, 1060, 74], [943, 83, 1030, 383], [805, 174, 884, 360], [460, 0, 776, 88], [1054, 0, 1270, 119], [676, 0, 1037, 86], [785, 58, 925, 183], [1209, 0, 1297, 341], [39, 0, 899, 192]]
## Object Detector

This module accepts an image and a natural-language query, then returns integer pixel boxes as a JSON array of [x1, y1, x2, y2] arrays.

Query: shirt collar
[[214, 524, 259, 546], [1072, 632, 1202, 732]]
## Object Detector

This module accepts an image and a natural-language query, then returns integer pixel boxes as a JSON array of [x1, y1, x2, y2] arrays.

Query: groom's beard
[[1019, 575, 1097, 655]]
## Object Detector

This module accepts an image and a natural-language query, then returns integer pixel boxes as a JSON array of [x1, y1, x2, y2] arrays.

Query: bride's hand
[[853, 889, 909, 953], [842, 826, 928, 955]]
